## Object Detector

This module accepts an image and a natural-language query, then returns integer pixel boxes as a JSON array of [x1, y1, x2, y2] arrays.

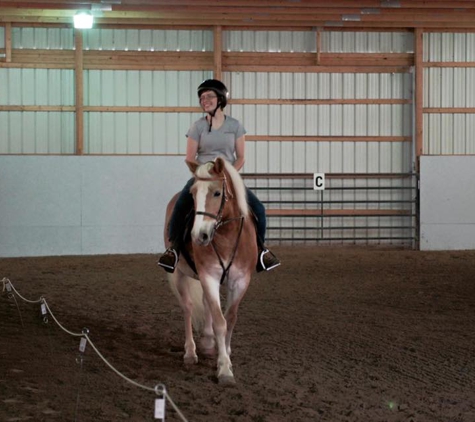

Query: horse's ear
[[186, 160, 198, 174], [213, 157, 225, 175]]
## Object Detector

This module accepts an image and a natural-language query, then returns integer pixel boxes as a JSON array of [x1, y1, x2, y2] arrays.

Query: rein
[[194, 173, 245, 284]]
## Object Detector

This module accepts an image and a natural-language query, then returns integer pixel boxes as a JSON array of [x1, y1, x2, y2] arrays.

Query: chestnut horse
[[164, 157, 257, 384]]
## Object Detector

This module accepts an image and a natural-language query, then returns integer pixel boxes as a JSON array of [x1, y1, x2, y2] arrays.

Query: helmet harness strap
[[207, 99, 221, 132]]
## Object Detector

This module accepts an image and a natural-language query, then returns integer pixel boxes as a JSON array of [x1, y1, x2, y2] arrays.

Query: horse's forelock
[[195, 161, 215, 179]]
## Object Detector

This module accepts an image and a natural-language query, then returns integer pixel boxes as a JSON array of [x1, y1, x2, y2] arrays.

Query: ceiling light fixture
[[74, 11, 94, 29]]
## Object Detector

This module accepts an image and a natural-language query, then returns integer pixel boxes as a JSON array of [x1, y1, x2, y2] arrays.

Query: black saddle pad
[[176, 210, 197, 274]]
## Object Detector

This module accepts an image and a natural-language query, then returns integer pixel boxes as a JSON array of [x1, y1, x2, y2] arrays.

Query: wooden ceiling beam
[[3, 16, 475, 30], [3, 0, 475, 8], [3, 6, 475, 19], [2, 7, 475, 20], [2, 2, 475, 30]]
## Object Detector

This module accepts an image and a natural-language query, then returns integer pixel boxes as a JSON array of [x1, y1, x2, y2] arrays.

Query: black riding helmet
[[197, 79, 229, 110]]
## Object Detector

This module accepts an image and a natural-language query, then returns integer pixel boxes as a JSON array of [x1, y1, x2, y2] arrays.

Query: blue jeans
[[168, 178, 266, 244]]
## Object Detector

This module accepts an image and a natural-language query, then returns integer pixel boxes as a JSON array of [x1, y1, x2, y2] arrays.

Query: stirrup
[[157, 248, 178, 273], [257, 249, 281, 272]]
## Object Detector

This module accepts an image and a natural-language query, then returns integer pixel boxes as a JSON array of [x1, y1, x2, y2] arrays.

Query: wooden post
[[74, 29, 84, 155], [5, 22, 12, 63], [213, 25, 222, 80], [414, 28, 423, 172]]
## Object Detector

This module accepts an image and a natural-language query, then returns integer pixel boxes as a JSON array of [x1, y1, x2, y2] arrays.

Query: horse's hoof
[[183, 355, 198, 366], [218, 374, 236, 385]]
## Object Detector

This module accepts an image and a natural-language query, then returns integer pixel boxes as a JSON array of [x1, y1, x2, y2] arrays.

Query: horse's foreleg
[[172, 272, 198, 365], [199, 296, 216, 357], [183, 313, 197, 365], [201, 276, 234, 384], [224, 277, 250, 356]]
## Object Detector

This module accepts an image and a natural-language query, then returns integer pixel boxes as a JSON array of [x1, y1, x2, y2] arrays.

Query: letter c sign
[[313, 173, 325, 190]]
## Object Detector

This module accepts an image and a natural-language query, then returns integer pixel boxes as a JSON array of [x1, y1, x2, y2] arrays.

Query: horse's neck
[[219, 195, 242, 226], [212, 215, 247, 258]]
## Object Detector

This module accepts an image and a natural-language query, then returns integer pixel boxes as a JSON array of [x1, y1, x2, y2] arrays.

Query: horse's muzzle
[[193, 228, 215, 246]]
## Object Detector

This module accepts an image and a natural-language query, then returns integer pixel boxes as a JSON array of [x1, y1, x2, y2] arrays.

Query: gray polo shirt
[[186, 116, 246, 165]]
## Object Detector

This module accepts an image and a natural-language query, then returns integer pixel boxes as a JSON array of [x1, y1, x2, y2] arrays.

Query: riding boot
[[157, 243, 179, 273], [256, 238, 281, 273]]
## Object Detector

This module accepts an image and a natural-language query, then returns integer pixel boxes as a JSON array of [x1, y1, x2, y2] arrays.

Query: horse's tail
[[167, 272, 205, 333]]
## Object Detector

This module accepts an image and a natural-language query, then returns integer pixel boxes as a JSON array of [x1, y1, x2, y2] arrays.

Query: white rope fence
[[1, 277, 189, 422]]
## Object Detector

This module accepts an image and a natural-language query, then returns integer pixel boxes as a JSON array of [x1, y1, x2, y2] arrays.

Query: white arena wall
[[1, 155, 474, 257], [0, 156, 189, 257], [420, 156, 475, 251]]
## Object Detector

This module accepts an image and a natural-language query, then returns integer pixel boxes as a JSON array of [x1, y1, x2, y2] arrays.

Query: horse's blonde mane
[[195, 160, 249, 217]]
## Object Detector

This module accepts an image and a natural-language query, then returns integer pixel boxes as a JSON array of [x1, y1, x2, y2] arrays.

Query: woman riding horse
[[158, 79, 280, 273]]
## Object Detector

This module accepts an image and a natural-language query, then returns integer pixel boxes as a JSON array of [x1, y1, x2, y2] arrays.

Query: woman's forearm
[[233, 157, 245, 171]]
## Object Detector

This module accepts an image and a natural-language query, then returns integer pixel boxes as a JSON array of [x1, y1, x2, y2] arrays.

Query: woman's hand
[[234, 135, 245, 171]]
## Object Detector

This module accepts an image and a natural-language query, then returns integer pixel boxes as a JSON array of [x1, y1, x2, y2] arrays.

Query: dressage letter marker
[[313, 173, 325, 190]]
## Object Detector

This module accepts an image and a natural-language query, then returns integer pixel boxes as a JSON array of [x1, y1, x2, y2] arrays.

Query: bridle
[[194, 173, 245, 284], [194, 174, 229, 228]]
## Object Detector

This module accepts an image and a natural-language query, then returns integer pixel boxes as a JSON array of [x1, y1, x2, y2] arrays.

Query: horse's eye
[[214, 191, 221, 197]]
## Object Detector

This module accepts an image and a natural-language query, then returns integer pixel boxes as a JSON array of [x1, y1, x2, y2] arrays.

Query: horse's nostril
[[201, 233, 208, 241]]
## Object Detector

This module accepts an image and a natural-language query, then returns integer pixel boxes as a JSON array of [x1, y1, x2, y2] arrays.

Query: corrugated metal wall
[[223, 31, 413, 174], [0, 68, 74, 104], [85, 112, 203, 154], [225, 30, 316, 52], [3, 29, 475, 160], [424, 33, 475, 61], [423, 33, 475, 154], [9, 27, 214, 51], [11, 27, 74, 49], [226, 71, 412, 173], [1, 28, 414, 165], [85, 70, 210, 106], [323, 31, 413, 53], [0, 68, 75, 153], [83, 29, 213, 51], [0, 112, 75, 154], [80, 29, 214, 153], [84, 69, 211, 154], [224, 30, 414, 53]]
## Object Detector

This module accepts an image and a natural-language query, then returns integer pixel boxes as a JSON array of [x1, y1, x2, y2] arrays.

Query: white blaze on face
[[191, 182, 215, 244]]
